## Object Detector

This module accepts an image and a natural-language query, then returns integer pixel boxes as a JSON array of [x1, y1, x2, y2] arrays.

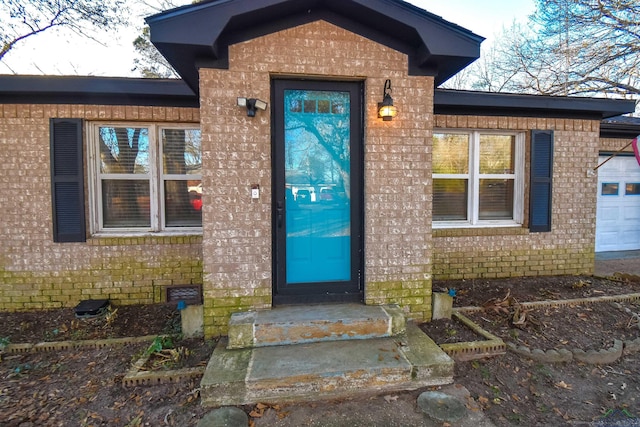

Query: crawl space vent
[[166, 285, 202, 305]]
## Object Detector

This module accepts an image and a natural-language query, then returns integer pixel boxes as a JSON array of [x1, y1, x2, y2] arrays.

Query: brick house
[[0, 0, 635, 338]]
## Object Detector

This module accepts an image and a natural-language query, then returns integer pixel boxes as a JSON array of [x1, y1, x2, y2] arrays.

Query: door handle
[[276, 201, 284, 228]]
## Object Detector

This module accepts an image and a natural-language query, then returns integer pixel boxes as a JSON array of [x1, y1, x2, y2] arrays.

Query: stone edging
[[507, 339, 630, 364], [121, 337, 207, 387], [605, 273, 640, 283], [456, 293, 640, 364], [2, 335, 160, 354], [1, 335, 207, 386], [439, 311, 506, 361], [456, 292, 640, 314]]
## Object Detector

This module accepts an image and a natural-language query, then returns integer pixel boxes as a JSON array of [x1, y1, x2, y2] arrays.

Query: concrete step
[[227, 304, 405, 349], [201, 322, 454, 407]]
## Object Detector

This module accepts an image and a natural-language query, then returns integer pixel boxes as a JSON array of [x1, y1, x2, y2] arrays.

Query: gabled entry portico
[[147, 0, 484, 337]]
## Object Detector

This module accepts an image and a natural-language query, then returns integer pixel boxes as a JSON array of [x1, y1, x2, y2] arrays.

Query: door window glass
[[602, 183, 619, 195], [284, 90, 351, 284], [626, 183, 640, 195]]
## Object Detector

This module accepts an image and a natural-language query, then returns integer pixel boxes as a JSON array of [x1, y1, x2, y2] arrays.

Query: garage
[[596, 155, 640, 252]]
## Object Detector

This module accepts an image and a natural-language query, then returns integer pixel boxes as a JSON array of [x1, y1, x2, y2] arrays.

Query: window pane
[[304, 100, 316, 113], [163, 129, 202, 175], [480, 135, 514, 174], [433, 133, 469, 174], [434, 179, 467, 220], [479, 179, 514, 220], [318, 99, 330, 113], [602, 183, 619, 195], [626, 183, 640, 195], [165, 180, 202, 227], [102, 180, 150, 227], [99, 127, 149, 174]]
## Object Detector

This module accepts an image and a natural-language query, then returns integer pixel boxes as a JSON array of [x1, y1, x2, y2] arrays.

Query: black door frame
[[271, 78, 365, 305]]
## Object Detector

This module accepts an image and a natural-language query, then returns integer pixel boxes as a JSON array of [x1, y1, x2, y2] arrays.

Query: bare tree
[[1, 0, 128, 62], [439, 62, 475, 90], [440, 23, 535, 93], [131, 0, 187, 78], [499, 0, 640, 97], [444, 0, 640, 102], [132, 26, 179, 78]]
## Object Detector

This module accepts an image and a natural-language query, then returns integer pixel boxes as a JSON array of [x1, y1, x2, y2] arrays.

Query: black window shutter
[[529, 130, 554, 232], [50, 118, 86, 242]]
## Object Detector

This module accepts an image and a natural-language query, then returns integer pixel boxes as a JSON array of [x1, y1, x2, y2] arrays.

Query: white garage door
[[596, 155, 640, 252]]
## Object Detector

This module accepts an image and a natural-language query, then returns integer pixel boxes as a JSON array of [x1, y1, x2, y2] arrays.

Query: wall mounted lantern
[[237, 97, 268, 117], [378, 79, 398, 121]]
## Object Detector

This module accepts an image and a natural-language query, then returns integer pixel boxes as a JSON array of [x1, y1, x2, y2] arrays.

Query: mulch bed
[[140, 337, 215, 372], [2, 274, 640, 426], [439, 275, 640, 307], [0, 303, 180, 344], [427, 275, 640, 351], [467, 300, 640, 351], [420, 317, 483, 344]]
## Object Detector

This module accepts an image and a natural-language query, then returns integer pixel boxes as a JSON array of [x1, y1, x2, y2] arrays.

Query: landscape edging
[[122, 337, 207, 387], [1, 335, 207, 386], [507, 339, 633, 364], [439, 311, 506, 361], [3, 335, 160, 354], [457, 293, 640, 364], [457, 293, 640, 314]]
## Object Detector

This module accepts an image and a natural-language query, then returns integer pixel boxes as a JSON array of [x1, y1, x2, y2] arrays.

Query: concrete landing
[[228, 304, 405, 349], [201, 322, 454, 407]]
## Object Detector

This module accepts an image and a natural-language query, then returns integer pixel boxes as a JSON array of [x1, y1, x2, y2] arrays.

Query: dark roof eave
[[146, 0, 485, 93], [600, 122, 640, 139], [0, 75, 199, 108], [1, 76, 633, 124], [434, 89, 636, 120]]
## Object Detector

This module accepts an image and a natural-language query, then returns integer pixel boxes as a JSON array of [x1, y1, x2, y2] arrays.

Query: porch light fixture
[[237, 97, 267, 117], [378, 79, 398, 121]]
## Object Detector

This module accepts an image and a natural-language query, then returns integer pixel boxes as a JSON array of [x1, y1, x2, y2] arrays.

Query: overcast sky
[[0, 0, 535, 77]]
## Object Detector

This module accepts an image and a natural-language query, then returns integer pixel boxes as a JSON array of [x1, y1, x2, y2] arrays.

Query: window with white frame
[[89, 123, 202, 232], [432, 131, 524, 227]]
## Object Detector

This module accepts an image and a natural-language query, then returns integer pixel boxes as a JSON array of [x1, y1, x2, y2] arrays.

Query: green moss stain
[[433, 247, 595, 280], [366, 279, 432, 323], [0, 254, 203, 311]]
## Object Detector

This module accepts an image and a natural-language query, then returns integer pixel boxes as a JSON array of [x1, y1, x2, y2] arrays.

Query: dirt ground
[[1, 274, 640, 426]]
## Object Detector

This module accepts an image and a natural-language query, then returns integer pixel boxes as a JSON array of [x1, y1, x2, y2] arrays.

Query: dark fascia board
[[434, 89, 636, 120], [0, 75, 199, 108], [3, 75, 632, 127], [146, 0, 484, 94], [600, 117, 640, 139]]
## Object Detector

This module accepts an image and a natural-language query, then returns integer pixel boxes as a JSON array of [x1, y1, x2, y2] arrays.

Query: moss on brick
[[0, 254, 203, 311], [433, 245, 594, 280]]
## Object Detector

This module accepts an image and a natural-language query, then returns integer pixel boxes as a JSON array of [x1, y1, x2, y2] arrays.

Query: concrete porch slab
[[201, 322, 454, 407], [228, 304, 406, 349]]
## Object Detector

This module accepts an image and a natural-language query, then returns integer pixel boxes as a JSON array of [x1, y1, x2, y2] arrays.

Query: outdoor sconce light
[[378, 79, 398, 121], [237, 97, 267, 117]]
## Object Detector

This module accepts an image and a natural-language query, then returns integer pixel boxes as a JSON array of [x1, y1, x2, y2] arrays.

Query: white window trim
[[433, 130, 525, 229], [87, 122, 202, 235]]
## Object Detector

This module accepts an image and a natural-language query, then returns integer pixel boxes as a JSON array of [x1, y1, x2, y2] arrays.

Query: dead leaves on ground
[[482, 290, 535, 328], [554, 381, 573, 390], [248, 402, 290, 426], [482, 290, 514, 314]]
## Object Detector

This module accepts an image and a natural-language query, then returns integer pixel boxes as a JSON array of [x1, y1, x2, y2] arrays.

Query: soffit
[[145, 0, 485, 94], [434, 89, 636, 120]]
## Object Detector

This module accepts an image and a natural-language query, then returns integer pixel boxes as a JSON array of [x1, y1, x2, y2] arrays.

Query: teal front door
[[273, 80, 364, 304]]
